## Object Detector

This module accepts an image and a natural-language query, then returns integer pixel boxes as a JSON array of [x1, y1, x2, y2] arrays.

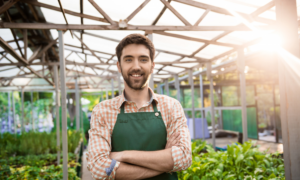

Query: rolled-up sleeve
[[168, 100, 192, 172], [86, 104, 120, 179]]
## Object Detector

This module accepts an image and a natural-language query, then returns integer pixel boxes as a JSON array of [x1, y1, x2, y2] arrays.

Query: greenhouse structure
[[0, 0, 299, 179]]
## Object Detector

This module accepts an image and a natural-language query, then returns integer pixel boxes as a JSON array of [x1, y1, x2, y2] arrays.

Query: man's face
[[117, 44, 155, 90]]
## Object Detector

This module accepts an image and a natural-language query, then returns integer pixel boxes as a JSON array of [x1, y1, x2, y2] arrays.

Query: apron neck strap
[[120, 100, 158, 114]]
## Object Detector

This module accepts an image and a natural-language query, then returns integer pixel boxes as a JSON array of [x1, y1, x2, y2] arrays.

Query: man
[[87, 34, 192, 180]]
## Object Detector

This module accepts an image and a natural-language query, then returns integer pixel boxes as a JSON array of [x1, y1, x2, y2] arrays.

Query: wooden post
[[59, 30, 68, 180], [276, 0, 300, 178]]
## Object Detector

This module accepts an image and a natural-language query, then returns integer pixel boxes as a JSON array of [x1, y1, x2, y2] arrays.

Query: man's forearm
[[115, 162, 164, 180], [121, 148, 174, 172]]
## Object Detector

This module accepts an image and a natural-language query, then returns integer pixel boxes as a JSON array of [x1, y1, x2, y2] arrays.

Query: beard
[[121, 66, 152, 90]]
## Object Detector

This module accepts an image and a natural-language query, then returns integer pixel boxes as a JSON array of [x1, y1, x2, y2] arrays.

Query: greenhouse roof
[[0, 0, 282, 91]]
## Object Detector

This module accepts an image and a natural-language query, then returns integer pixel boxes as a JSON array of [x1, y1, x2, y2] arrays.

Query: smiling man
[[87, 34, 192, 180]]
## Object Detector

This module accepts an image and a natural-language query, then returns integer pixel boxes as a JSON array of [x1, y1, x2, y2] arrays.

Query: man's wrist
[[121, 150, 128, 162]]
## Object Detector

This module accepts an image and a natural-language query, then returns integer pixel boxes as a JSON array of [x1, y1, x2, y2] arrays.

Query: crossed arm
[[110, 132, 181, 180], [87, 100, 192, 180]]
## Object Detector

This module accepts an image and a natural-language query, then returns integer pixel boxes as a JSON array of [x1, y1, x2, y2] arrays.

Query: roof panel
[[61, 0, 80, 13], [163, 66, 185, 73], [156, 8, 185, 26], [6, 54, 18, 63], [87, 55, 101, 63], [195, 44, 232, 59], [155, 52, 181, 62], [11, 78, 31, 86], [217, 31, 261, 45], [173, 63, 199, 68], [171, 1, 206, 25], [167, 31, 224, 41], [0, 68, 20, 77], [40, 7, 66, 24], [68, 53, 83, 63], [180, 57, 197, 62], [83, 0, 104, 18], [83, 34, 119, 54], [153, 34, 204, 55], [130, 0, 164, 25], [0, 29, 14, 41], [94, 0, 142, 22], [194, 0, 256, 14], [200, 11, 240, 26]]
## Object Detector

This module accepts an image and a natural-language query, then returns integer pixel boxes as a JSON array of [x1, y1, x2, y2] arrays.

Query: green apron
[[111, 101, 178, 180]]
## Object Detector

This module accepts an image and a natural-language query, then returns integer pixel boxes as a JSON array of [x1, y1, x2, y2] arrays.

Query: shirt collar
[[118, 88, 158, 109]]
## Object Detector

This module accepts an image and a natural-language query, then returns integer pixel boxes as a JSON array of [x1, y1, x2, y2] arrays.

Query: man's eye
[[141, 59, 148, 62], [125, 59, 132, 62]]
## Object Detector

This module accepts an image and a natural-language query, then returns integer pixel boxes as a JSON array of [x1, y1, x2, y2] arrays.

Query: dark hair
[[116, 34, 155, 63]]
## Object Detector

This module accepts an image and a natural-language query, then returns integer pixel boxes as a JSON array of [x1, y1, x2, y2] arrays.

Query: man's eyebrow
[[123, 55, 134, 58], [139, 55, 149, 58]]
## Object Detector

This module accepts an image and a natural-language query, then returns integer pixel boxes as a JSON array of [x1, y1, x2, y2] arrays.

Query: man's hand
[[165, 132, 181, 149], [110, 152, 124, 162]]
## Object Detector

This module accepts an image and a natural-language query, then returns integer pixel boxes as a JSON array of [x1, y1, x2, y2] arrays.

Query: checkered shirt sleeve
[[86, 103, 120, 180], [167, 99, 192, 172]]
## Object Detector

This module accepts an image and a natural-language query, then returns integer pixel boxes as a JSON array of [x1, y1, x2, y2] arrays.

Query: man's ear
[[151, 62, 155, 73], [117, 61, 121, 73]]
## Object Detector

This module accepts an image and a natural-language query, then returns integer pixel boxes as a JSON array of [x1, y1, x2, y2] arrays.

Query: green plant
[[0, 130, 82, 157], [178, 141, 285, 180]]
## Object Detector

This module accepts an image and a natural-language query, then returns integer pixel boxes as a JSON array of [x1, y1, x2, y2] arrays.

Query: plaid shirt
[[87, 88, 192, 180]]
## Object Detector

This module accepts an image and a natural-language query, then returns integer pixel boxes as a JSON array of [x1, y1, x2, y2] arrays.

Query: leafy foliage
[[0, 130, 82, 157], [178, 140, 285, 180]]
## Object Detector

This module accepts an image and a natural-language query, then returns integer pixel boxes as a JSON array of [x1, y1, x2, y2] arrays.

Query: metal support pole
[[21, 88, 24, 133], [106, 87, 108, 100], [118, 72, 122, 95], [12, 91, 16, 134], [75, 78, 80, 130], [7, 92, 11, 133], [157, 84, 161, 94], [30, 91, 34, 131], [238, 48, 248, 142], [148, 33, 154, 90], [111, 78, 114, 98], [174, 74, 180, 102], [207, 63, 216, 149], [53, 65, 61, 165], [199, 74, 205, 140], [276, 1, 300, 178], [272, 84, 279, 143], [59, 30, 68, 180], [189, 69, 196, 140], [164, 79, 169, 96]]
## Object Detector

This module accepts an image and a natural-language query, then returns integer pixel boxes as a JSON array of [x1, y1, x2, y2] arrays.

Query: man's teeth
[[132, 74, 141, 77]]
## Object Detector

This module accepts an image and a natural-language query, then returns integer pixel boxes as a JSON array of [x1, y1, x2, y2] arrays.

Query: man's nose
[[132, 59, 141, 69]]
